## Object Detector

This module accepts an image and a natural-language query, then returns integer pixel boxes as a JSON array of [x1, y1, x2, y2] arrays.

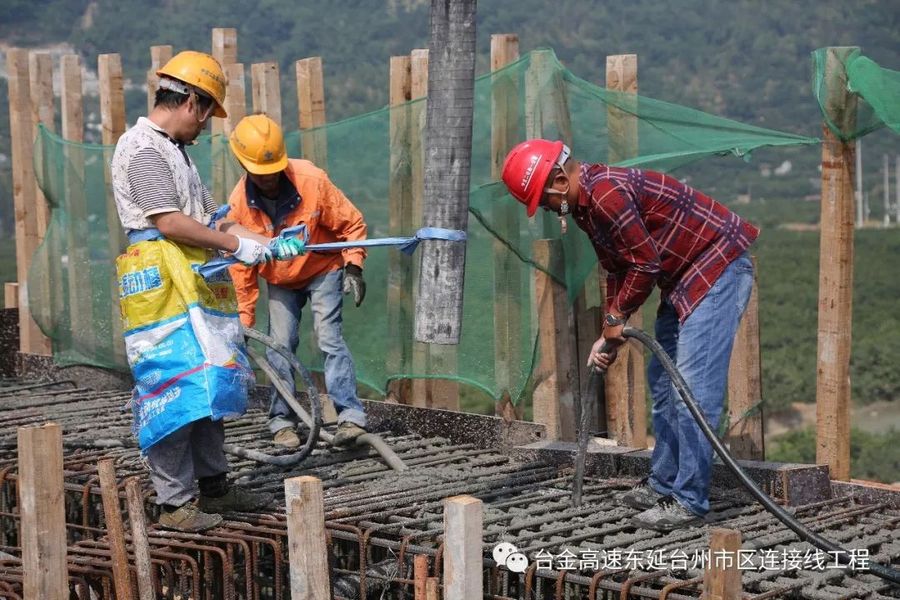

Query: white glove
[[232, 237, 273, 266]]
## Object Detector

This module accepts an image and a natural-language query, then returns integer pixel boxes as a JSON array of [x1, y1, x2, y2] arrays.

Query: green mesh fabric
[[30, 48, 818, 403], [813, 47, 900, 141]]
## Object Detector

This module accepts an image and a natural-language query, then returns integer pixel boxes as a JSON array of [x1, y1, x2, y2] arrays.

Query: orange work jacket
[[226, 159, 367, 327]]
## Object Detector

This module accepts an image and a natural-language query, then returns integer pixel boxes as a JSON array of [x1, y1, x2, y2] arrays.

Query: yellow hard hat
[[157, 51, 227, 118], [229, 114, 289, 175]]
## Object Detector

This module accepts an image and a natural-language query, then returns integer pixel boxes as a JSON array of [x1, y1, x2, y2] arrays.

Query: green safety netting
[[30, 48, 818, 405], [813, 48, 900, 141]]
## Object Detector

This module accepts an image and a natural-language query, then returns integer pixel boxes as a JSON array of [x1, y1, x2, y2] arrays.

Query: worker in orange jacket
[[226, 114, 368, 448]]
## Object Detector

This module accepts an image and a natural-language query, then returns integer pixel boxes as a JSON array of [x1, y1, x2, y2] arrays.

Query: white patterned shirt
[[111, 117, 217, 231]]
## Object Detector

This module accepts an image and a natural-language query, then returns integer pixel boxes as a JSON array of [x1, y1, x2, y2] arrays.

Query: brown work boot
[[273, 427, 301, 448], [199, 485, 274, 514], [157, 500, 222, 532], [332, 422, 367, 447]]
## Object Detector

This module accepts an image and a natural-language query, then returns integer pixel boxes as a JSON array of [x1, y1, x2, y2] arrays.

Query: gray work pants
[[145, 417, 230, 506]]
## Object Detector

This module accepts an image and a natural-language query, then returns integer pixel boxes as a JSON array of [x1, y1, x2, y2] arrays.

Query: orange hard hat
[[500, 139, 570, 217]]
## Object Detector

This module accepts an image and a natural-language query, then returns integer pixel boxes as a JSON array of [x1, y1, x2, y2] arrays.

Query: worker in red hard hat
[[501, 139, 760, 532]]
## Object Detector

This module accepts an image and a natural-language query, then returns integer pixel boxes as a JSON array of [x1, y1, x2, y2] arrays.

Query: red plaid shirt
[[572, 163, 759, 322]]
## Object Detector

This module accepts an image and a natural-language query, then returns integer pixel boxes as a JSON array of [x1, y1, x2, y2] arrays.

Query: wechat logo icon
[[492, 541, 529, 573]]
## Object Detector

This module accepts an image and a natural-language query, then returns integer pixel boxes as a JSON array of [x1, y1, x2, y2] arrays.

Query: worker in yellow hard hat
[[225, 113, 370, 449], [110, 51, 274, 533]]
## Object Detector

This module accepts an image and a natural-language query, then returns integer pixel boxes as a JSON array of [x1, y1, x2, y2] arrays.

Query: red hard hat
[[501, 139, 566, 217]]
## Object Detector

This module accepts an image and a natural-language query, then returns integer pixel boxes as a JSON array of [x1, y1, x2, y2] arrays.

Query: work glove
[[271, 237, 307, 260], [342, 264, 366, 307], [232, 236, 273, 266]]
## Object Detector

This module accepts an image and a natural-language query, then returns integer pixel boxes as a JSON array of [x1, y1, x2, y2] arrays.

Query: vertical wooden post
[[410, 49, 431, 408], [211, 28, 238, 204], [29, 51, 55, 256], [251, 62, 282, 126], [727, 256, 765, 460], [425, 578, 440, 600], [4, 283, 18, 309], [296, 57, 328, 166], [443, 495, 482, 600], [17, 423, 67, 600], [27, 52, 56, 354], [98, 53, 128, 363], [7, 49, 50, 355], [413, 554, 428, 600], [285, 476, 330, 599], [604, 54, 647, 448], [815, 47, 858, 482], [98, 459, 134, 600], [532, 239, 578, 440], [125, 477, 156, 600], [146, 45, 173, 114], [387, 55, 414, 405], [224, 64, 247, 133], [99, 54, 127, 145], [61, 54, 94, 357], [703, 528, 742, 599], [490, 34, 522, 413], [223, 63, 247, 193]]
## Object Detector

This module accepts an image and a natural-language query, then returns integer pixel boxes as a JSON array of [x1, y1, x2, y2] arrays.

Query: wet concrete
[[0, 309, 18, 378], [17, 352, 133, 391]]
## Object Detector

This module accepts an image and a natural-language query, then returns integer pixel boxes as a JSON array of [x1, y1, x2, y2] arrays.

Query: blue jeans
[[646, 252, 754, 516], [266, 270, 367, 433]]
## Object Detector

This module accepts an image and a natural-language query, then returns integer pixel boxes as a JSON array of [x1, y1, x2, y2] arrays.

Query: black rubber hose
[[221, 328, 323, 466], [616, 325, 900, 585], [572, 355, 606, 507]]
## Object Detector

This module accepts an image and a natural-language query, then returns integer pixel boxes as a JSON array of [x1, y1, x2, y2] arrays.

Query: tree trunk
[[414, 0, 477, 345]]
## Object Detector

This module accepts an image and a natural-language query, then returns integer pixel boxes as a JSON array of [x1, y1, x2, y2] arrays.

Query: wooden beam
[[413, 554, 428, 600], [98, 53, 128, 364], [211, 29, 237, 203], [6, 49, 49, 355], [99, 54, 127, 145], [285, 476, 330, 599], [27, 52, 56, 351], [491, 33, 522, 410], [815, 47, 858, 482], [251, 62, 282, 126], [17, 423, 67, 600], [146, 45, 173, 114], [61, 54, 94, 358], [425, 578, 439, 600], [428, 346, 459, 411], [727, 255, 765, 460], [223, 63, 247, 194], [532, 239, 578, 440], [98, 459, 134, 600], [443, 495, 482, 600], [224, 63, 247, 134], [604, 54, 647, 448], [410, 48, 430, 408], [125, 477, 156, 600], [4, 283, 18, 309], [387, 55, 414, 405], [296, 57, 327, 166], [211, 27, 238, 65], [703, 528, 742, 599]]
